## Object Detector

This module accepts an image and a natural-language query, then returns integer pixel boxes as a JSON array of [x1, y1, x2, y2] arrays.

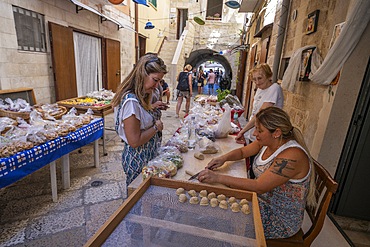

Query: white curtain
[[282, 45, 322, 92], [282, 0, 370, 92], [309, 0, 370, 85], [73, 32, 102, 97]]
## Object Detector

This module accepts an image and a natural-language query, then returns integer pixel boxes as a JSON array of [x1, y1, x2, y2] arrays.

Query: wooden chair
[[266, 159, 339, 247]]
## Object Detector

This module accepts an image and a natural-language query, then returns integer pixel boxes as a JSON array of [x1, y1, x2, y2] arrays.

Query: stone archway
[[185, 49, 233, 80]]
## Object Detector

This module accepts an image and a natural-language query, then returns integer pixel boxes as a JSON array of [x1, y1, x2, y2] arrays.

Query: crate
[[85, 177, 266, 247]]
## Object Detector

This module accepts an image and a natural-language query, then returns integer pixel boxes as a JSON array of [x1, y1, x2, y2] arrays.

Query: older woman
[[198, 107, 316, 239], [111, 54, 167, 186]]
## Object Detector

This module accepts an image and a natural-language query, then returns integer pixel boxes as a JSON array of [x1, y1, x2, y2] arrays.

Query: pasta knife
[[188, 164, 217, 181]]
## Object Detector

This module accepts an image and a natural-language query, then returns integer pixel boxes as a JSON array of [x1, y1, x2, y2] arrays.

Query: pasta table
[[0, 118, 104, 202], [57, 97, 113, 156], [128, 135, 246, 195]]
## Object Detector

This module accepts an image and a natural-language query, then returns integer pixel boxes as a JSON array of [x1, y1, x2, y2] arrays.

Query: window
[[12, 6, 47, 52], [206, 0, 222, 20], [148, 0, 157, 8]]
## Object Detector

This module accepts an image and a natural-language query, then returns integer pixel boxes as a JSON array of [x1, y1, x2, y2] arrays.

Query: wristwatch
[[153, 124, 159, 132]]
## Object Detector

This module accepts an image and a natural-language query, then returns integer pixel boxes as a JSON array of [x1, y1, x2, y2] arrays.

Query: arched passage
[[185, 49, 233, 81]]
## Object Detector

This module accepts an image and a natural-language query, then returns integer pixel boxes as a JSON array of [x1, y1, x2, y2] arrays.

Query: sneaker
[[175, 114, 179, 118]]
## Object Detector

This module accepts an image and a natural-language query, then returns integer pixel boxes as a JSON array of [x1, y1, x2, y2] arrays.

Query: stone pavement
[[0, 98, 186, 247]]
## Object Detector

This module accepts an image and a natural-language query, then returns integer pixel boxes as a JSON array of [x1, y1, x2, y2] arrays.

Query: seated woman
[[198, 107, 316, 239]]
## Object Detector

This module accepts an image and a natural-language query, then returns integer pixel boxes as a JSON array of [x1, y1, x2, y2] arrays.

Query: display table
[[128, 135, 246, 195], [57, 97, 113, 156], [86, 177, 266, 247], [0, 118, 104, 202]]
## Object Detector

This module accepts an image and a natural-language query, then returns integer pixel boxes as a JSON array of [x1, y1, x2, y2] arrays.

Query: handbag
[[203, 79, 207, 86]]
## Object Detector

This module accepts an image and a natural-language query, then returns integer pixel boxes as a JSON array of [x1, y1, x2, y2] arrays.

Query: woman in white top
[[236, 63, 284, 178], [111, 54, 167, 186], [236, 63, 284, 144]]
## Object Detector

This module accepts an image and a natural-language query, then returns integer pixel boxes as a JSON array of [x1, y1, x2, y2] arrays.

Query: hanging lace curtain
[[282, 0, 370, 92], [309, 0, 370, 85], [73, 32, 102, 96], [282, 45, 322, 92]]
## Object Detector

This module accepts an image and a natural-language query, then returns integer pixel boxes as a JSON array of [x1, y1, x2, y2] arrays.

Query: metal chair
[[266, 159, 339, 247]]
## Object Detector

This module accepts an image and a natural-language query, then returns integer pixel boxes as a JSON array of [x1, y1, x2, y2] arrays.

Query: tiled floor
[[0, 93, 364, 246]]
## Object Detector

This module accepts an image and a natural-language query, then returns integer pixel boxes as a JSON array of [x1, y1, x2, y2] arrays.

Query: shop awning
[[70, 0, 135, 32]]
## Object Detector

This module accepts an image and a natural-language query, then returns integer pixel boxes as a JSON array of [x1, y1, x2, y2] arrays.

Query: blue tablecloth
[[0, 118, 104, 188]]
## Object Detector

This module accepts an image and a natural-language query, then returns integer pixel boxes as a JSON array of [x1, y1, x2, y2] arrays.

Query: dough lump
[[199, 190, 208, 197], [240, 199, 249, 206], [188, 189, 197, 197], [231, 202, 240, 212], [176, 187, 185, 195], [208, 192, 216, 200], [241, 204, 251, 214], [217, 194, 226, 202], [210, 198, 218, 207], [228, 196, 236, 205], [189, 196, 199, 204], [200, 197, 209, 206], [219, 200, 228, 209], [179, 194, 188, 203]]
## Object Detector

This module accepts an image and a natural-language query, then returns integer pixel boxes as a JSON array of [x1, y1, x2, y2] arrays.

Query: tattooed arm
[[198, 146, 310, 194]]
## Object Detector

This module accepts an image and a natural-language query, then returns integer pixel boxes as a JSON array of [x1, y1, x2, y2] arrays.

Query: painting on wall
[[329, 22, 346, 49], [299, 47, 316, 81], [306, 10, 320, 35]]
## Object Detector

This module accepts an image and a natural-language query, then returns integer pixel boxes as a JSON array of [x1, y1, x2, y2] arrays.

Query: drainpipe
[[135, 3, 139, 62], [272, 0, 290, 83]]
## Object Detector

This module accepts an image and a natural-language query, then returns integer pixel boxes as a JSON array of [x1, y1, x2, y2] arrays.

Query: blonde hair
[[184, 64, 192, 71], [111, 54, 167, 110], [251, 63, 273, 79], [255, 106, 317, 208]]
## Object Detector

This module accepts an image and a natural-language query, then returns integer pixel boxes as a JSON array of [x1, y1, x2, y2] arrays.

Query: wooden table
[[86, 177, 266, 247], [57, 97, 113, 155], [128, 135, 246, 195]]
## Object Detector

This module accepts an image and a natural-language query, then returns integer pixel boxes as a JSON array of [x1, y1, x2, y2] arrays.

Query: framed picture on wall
[[306, 10, 320, 35], [329, 22, 345, 49], [299, 47, 316, 81]]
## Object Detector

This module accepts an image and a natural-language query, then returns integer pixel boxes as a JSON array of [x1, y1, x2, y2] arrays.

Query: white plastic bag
[[214, 103, 231, 138]]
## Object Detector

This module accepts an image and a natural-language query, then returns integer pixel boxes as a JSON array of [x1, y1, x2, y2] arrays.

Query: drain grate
[[91, 180, 103, 187]]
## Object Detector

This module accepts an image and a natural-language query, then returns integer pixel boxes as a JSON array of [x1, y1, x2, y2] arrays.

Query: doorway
[[176, 8, 188, 40], [73, 32, 102, 97], [333, 57, 370, 220]]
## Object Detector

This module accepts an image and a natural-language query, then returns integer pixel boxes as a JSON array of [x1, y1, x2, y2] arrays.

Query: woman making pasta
[[198, 107, 316, 239], [111, 54, 168, 186]]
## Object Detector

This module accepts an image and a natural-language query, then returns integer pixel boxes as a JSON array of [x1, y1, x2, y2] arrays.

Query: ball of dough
[[208, 192, 216, 200], [199, 190, 208, 198], [241, 204, 251, 214], [228, 196, 236, 205], [176, 187, 185, 195], [240, 199, 249, 206], [200, 197, 209, 206], [179, 194, 188, 203], [219, 200, 228, 210], [231, 202, 240, 212], [210, 198, 218, 207], [188, 190, 197, 197], [189, 196, 199, 204], [217, 194, 226, 202]]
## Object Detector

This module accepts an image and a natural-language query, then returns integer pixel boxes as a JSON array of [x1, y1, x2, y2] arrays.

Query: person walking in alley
[[111, 54, 167, 186], [197, 66, 206, 94], [175, 64, 193, 118], [207, 69, 216, 95]]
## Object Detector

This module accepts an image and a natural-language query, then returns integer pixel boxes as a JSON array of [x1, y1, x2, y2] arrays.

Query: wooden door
[[49, 22, 78, 101], [260, 36, 270, 64], [244, 43, 257, 116], [104, 38, 121, 92]]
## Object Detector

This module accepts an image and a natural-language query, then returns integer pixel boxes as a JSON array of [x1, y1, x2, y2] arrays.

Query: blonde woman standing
[[111, 54, 167, 186]]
